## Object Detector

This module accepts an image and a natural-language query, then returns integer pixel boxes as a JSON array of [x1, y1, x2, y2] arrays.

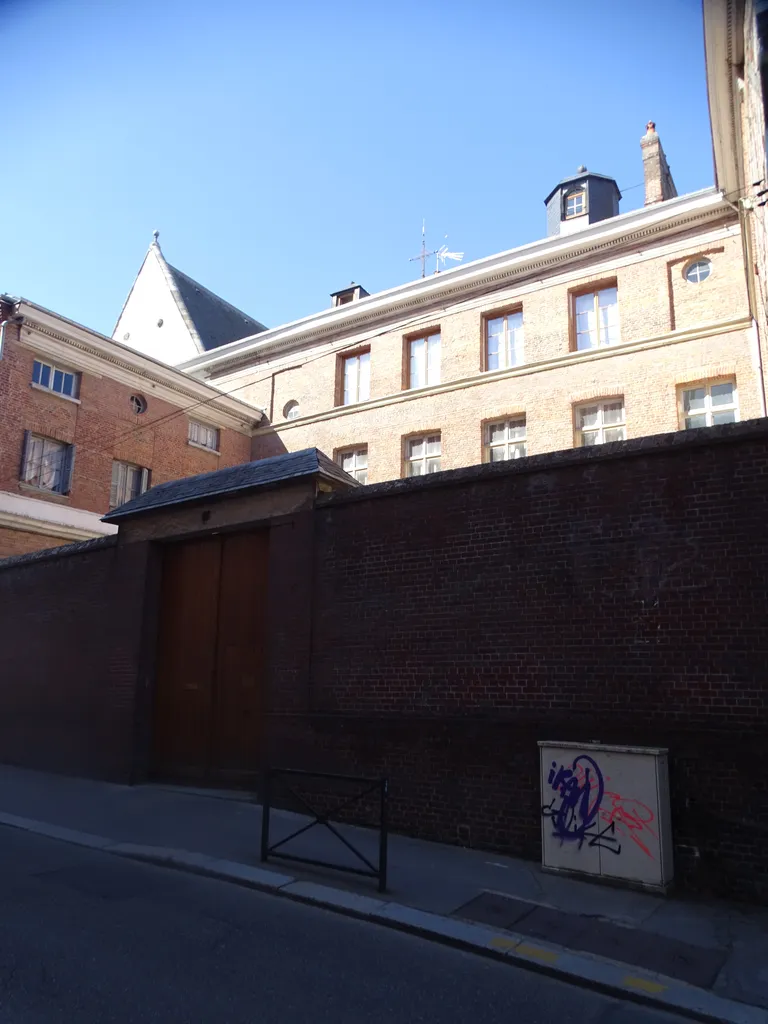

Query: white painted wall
[[113, 249, 199, 366]]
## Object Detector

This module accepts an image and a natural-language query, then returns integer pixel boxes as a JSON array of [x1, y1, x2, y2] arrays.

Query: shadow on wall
[[251, 421, 289, 461]]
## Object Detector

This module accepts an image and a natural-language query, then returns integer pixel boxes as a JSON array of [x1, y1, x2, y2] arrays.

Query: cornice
[[186, 190, 734, 377], [253, 316, 753, 436], [17, 314, 261, 434]]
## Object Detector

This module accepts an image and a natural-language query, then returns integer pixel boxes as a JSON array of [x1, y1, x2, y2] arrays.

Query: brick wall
[[241, 225, 754, 482], [0, 537, 151, 781], [266, 420, 768, 900], [0, 526, 69, 557], [0, 320, 253, 555]]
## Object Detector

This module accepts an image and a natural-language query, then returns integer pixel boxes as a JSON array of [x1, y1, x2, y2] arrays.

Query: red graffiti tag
[[568, 762, 657, 859]]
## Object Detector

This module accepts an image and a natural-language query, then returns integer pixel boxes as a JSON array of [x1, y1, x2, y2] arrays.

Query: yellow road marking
[[488, 936, 519, 951], [623, 976, 668, 994], [516, 943, 560, 963]]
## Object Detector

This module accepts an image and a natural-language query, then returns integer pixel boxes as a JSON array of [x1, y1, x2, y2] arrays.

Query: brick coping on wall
[[0, 535, 117, 573], [317, 418, 768, 508]]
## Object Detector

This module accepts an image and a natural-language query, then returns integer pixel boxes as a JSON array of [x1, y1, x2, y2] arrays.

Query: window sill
[[18, 482, 71, 501], [188, 440, 221, 456], [30, 382, 81, 404]]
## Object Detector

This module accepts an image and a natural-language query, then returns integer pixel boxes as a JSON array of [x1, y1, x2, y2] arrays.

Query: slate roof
[[543, 171, 621, 205], [164, 261, 267, 352], [102, 448, 356, 522]]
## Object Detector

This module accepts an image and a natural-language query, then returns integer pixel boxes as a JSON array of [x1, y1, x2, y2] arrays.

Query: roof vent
[[331, 283, 370, 308]]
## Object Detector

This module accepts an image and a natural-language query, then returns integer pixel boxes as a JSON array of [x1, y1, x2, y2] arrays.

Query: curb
[[0, 811, 763, 1024]]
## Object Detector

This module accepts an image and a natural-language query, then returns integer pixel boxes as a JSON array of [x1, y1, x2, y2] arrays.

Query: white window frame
[[574, 286, 620, 351], [188, 420, 220, 452], [408, 332, 441, 389], [110, 460, 150, 508], [565, 190, 585, 218], [684, 259, 712, 284], [405, 434, 441, 477], [342, 350, 370, 405], [485, 311, 524, 371], [337, 446, 368, 484], [485, 416, 527, 462], [574, 399, 626, 447], [679, 379, 739, 430], [32, 358, 79, 400], [21, 433, 74, 494]]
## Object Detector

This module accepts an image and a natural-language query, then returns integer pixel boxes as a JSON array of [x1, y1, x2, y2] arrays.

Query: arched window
[[565, 190, 585, 218]]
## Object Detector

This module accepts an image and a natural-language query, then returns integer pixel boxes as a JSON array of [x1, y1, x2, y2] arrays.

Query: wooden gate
[[152, 530, 269, 784]]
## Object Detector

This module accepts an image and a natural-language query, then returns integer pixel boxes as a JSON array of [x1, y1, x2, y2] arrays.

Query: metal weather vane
[[409, 221, 463, 278]]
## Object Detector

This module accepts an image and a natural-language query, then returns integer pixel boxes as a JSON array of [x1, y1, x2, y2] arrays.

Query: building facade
[[180, 129, 762, 485], [0, 296, 262, 557]]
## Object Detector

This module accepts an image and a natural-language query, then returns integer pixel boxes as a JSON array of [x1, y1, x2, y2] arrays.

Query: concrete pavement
[[0, 765, 765, 1023]]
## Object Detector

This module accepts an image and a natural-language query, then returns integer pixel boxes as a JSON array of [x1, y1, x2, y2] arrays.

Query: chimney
[[641, 122, 677, 205]]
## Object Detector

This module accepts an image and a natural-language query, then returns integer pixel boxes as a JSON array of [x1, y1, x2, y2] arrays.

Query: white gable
[[113, 248, 199, 365]]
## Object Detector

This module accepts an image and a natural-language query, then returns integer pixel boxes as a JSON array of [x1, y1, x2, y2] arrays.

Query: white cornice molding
[[253, 316, 753, 435], [14, 303, 263, 433], [182, 188, 733, 377], [703, 0, 745, 199], [0, 490, 118, 542]]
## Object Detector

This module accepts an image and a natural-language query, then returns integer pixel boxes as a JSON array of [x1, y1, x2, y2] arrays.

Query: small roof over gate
[[103, 448, 356, 522]]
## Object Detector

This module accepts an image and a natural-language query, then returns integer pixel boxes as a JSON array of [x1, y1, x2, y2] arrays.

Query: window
[[130, 394, 147, 415], [338, 447, 368, 484], [342, 351, 370, 405], [408, 332, 441, 389], [405, 434, 441, 476], [20, 433, 74, 494], [684, 259, 712, 284], [486, 417, 527, 462], [486, 311, 524, 371], [575, 399, 626, 447], [110, 461, 150, 508], [574, 287, 619, 350], [681, 380, 738, 429], [188, 420, 220, 451], [283, 401, 300, 420], [565, 190, 585, 218], [32, 359, 79, 399]]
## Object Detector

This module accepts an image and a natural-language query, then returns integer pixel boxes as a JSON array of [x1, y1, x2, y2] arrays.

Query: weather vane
[[409, 221, 463, 278]]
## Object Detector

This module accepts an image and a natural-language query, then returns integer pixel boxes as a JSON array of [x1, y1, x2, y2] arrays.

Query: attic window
[[283, 400, 300, 420], [130, 394, 147, 415], [565, 190, 585, 218]]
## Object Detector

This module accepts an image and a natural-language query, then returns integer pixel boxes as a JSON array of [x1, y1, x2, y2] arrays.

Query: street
[[0, 827, 689, 1023]]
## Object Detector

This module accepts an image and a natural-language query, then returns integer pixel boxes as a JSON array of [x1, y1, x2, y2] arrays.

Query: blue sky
[[2, 0, 710, 339]]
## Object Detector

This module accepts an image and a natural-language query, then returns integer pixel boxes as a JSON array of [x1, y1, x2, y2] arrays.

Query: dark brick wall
[[0, 537, 151, 781], [268, 421, 768, 900]]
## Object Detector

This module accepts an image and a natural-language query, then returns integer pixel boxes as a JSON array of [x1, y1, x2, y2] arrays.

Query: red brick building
[[0, 296, 262, 557]]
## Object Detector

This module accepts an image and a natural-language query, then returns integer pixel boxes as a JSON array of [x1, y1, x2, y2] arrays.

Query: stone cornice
[[15, 303, 263, 433], [0, 491, 117, 542], [185, 188, 734, 377], [253, 316, 753, 436]]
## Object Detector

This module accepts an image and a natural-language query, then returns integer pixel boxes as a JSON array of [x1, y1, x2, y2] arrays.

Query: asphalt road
[[0, 827, 688, 1024]]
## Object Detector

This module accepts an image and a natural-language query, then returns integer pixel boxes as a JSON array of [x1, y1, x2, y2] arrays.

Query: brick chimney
[[641, 122, 678, 205]]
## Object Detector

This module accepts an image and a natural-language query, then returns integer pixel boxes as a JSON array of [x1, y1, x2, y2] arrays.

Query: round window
[[123, 332, 131, 341], [685, 259, 711, 284], [130, 394, 147, 415], [283, 400, 300, 420], [157, 318, 164, 327]]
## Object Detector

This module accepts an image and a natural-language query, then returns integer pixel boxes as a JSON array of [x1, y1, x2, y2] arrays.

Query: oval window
[[685, 259, 711, 284], [130, 394, 148, 415], [283, 400, 300, 420]]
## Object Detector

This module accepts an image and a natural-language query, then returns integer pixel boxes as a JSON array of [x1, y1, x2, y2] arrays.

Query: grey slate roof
[[165, 262, 267, 351], [103, 448, 356, 522], [543, 171, 621, 205]]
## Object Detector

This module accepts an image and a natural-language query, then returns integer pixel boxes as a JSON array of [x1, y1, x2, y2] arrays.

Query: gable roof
[[162, 257, 268, 352], [102, 448, 356, 522]]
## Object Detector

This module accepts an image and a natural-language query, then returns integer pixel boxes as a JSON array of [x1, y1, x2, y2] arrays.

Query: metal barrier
[[260, 768, 389, 893]]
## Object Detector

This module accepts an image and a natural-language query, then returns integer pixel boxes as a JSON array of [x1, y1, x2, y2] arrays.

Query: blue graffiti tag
[[542, 754, 608, 849]]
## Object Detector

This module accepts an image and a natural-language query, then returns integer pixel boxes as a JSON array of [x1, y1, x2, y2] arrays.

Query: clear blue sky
[[2, 0, 711, 338]]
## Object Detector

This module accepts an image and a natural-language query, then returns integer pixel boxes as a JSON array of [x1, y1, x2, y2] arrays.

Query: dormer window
[[565, 189, 585, 218]]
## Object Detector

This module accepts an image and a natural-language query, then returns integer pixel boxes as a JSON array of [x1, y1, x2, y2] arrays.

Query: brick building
[[177, 127, 762, 484], [0, 296, 262, 557]]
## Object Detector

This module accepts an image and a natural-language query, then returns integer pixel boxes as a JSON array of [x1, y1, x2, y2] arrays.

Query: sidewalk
[[0, 764, 766, 1024]]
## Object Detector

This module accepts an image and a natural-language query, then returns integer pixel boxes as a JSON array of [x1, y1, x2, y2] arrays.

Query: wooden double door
[[152, 530, 268, 784]]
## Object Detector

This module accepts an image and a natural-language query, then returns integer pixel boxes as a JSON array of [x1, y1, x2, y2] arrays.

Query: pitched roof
[[102, 448, 356, 522], [163, 259, 268, 352]]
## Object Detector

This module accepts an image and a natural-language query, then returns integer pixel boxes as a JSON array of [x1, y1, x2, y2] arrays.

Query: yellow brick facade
[[201, 210, 757, 485]]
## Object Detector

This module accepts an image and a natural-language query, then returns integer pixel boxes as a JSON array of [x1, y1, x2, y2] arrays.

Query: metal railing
[[260, 767, 389, 893]]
